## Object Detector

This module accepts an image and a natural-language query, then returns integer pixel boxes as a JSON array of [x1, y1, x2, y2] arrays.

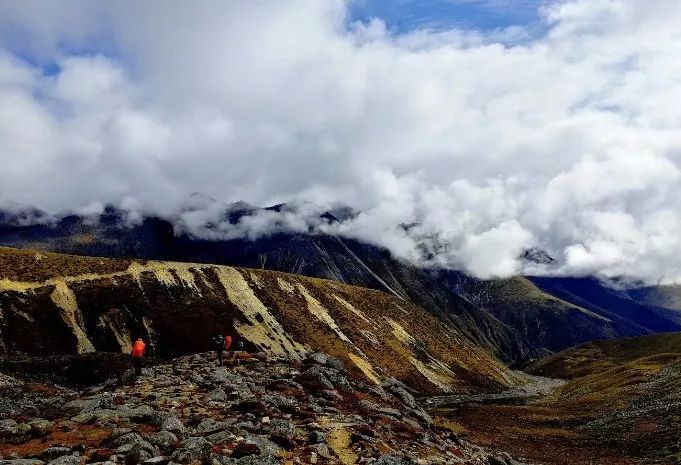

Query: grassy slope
[[0, 246, 521, 394], [440, 333, 681, 465], [466, 277, 627, 354]]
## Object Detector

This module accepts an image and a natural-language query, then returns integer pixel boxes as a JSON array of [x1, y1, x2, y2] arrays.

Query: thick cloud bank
[[1, 0, 681, 282]]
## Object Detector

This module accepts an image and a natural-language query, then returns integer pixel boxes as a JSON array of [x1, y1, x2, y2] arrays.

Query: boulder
[[124, 441, 157, 465], [205, 388, 228, 403], [373, 455, 417, 465], [0, 419, 18, 437], [304, 353, 345, 372], [149, 431, 179, 451], [0, 460, 45, 465], [195, 418, 230, 435], [28, 419, 53, 437], [231, 442, 260, 459], [266, 419, 295, 448], [37, 448, 72, 462], [161, 416, 186, 438], [46, 456, 81, 465], [124, 404, 157, 423], [170, 437, 212, 464], [382, 379, 417, 409]]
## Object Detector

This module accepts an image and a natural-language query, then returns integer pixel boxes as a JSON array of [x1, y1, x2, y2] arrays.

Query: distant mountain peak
[[520, 248, 555, 265]]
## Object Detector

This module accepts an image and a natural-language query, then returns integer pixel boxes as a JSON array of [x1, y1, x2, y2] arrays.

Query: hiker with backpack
[[214, 333, 233, 366], [131, 337, 146, 377]]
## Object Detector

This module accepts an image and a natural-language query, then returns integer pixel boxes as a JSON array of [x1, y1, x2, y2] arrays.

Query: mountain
[[2, 203, 681, 363], [441, 272, 681, 357], [0, 204, 534, 364], [0, 246, 522, 395]]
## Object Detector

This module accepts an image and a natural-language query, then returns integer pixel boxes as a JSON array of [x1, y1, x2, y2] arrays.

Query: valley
[[1, 232, 680, 464], [430, 333, 681, 465]]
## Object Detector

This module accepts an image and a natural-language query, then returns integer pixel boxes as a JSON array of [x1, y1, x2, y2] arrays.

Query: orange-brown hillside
[[0, 246, 524, 394]]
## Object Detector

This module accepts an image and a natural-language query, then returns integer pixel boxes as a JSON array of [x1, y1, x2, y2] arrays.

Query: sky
[[1, 0, 681, 283]]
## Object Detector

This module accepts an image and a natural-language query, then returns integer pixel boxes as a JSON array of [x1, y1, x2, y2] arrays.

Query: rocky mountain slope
[[0, 350, 529, 465], [0, 205, 533, 364], [2, 204, 681, 362], [0, 246, 521, 395]]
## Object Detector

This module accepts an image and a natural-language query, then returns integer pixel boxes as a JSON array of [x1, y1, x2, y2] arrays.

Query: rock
[[38, 448, 72, 462], [63, 394, 113, 415], [369, 386, 390, 402], [142, 457, 169, 465], [206, 430, 235, 445], [382, 379, 417, 409], [312, 443, 332, 459], [266, 419, 295, 448], [196, 418, 230, 435], [358, 400, 401, 418], [112, 432, 147, 447], [149, 431, 179, 451], [85, 448, 115, 463], [46, 456, 80, 465], [234, 421, 258, 434], [373, 455, 417, 465], [297, 367, 334, 391], [308, 430, 326, 444], [124, 404, 157, 423], [28, 419, 53, 436], [170, 437, 212, 464], [0, 419, 18, 437], [304, 353, 345, 371], [125, 441, 157, 465], [161, 416, 186, 438], [205, 388, 227, 403], [233, 455, 279, 465], [409, 409, 433, 427], [231, 442, 260, 459], [71, 408, 119, 424], [1, 460, 45, 465]]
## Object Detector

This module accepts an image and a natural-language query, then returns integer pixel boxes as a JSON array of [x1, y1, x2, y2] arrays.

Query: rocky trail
[[0, 351, 529, 465]]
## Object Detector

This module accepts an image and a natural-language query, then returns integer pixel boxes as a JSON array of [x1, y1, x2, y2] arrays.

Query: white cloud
[[1, 0, 681, 282]]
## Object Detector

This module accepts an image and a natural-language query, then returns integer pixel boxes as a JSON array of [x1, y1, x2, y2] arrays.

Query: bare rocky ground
[[0, 351, 528, 465]]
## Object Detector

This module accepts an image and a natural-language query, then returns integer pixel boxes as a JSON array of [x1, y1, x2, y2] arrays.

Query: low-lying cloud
[[1, 0, 681, 283]]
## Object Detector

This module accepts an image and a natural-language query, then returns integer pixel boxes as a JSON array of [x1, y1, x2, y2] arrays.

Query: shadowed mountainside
[[0, 206, 533, 364], [0, 246, 522, 395], [2, 204, 681, 363], [439, 272, 681, 357]]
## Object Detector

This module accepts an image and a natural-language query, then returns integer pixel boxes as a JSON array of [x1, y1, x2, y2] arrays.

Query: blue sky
[[348, 0, 545, 33]]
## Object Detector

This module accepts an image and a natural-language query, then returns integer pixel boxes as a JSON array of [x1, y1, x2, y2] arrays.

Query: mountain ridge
[[0, 246, 522, 395], [2, 204, 681, 363]]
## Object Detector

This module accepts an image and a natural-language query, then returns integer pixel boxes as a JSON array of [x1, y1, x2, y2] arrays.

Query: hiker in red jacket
[[214, 334, 233, 366], [131, 338, 146, 377]]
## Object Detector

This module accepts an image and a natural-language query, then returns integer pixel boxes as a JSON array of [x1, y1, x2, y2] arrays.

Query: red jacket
[[224, 335, 233, 350], [131, 340, 146, 358]]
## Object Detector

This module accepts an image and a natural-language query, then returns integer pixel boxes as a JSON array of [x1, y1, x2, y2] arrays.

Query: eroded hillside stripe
[[215, 268, 308, 360], [297, 284, 351, 343], [50, 281, 95, 354]]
